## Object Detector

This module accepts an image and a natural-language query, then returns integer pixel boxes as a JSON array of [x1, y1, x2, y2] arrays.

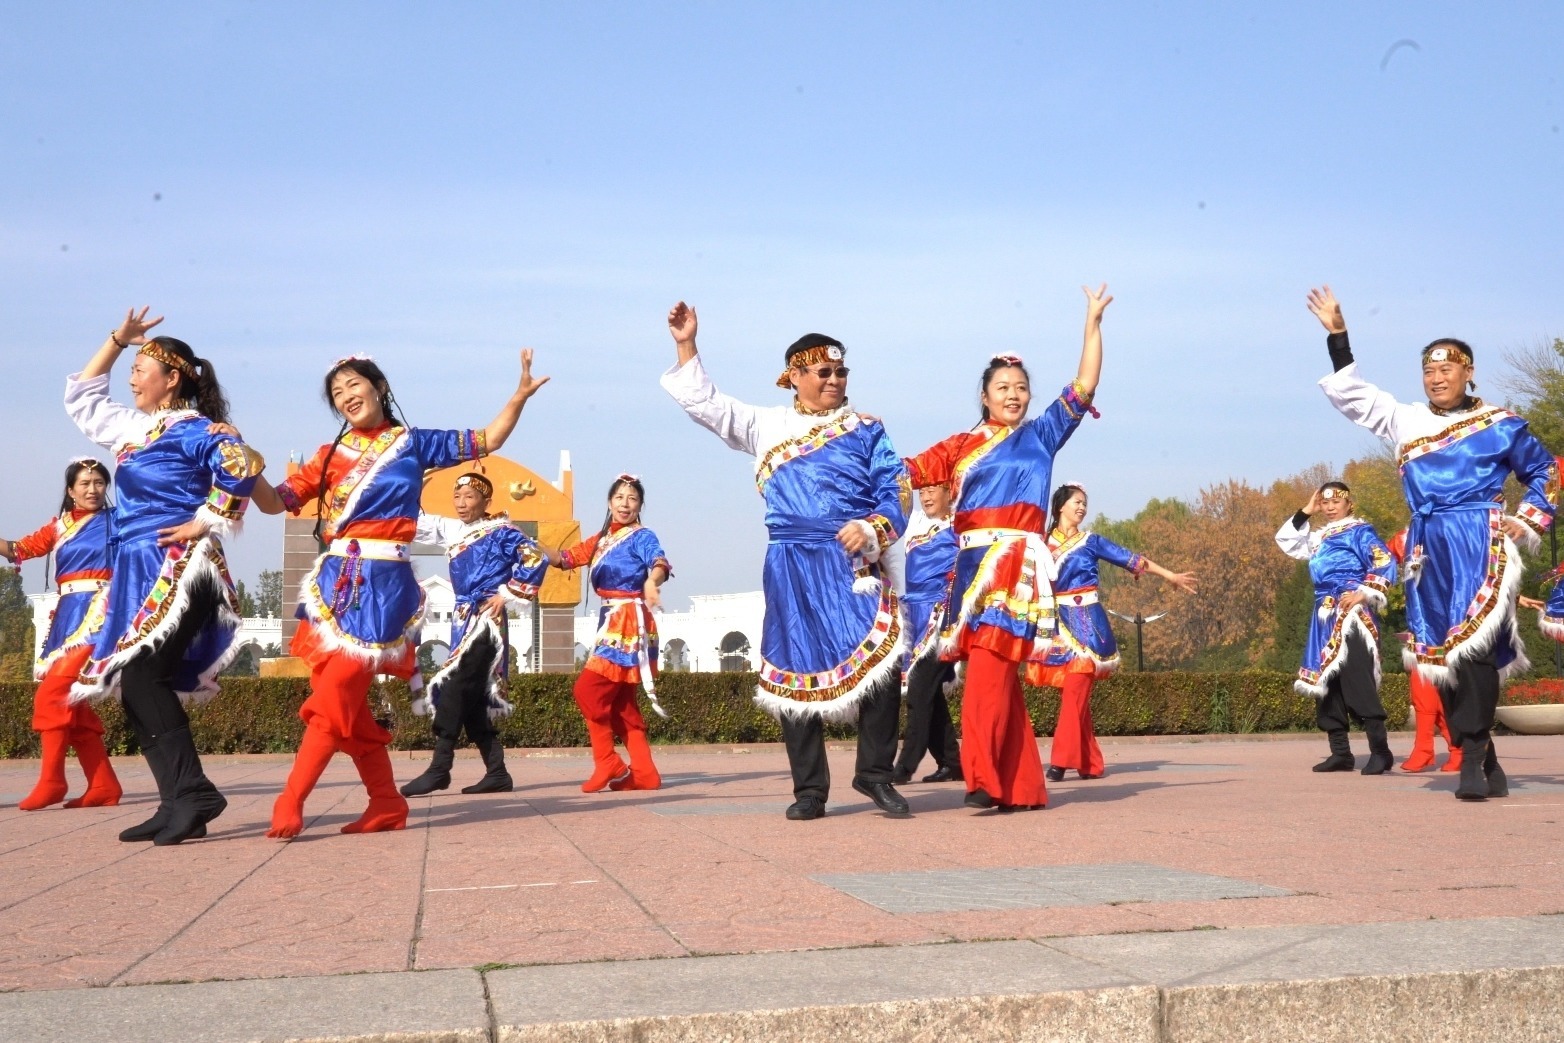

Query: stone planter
[[1494, 704, 1564, 735]]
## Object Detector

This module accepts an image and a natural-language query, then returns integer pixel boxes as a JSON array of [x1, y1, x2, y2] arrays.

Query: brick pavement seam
[[527, 797, 694, 958], [106, 767, 356, 987], [406, 796, 436, 970]]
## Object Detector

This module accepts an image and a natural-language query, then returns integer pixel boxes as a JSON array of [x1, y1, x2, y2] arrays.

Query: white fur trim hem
[[1507, 516, 1542, 556], [1294, 609, 1382, 699], [753, 627, 906, 725], [69, 536, 243, 706], [1406, 533, 1529, 689], [425, 614, 514, 720], [194, 505, 242, 542]]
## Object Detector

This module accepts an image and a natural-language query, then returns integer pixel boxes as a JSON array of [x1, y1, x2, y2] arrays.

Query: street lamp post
[[1104, 608, 1169, 672]]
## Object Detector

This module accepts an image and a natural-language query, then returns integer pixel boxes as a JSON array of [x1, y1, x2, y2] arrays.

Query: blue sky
[[3, 2, 1561, 607]]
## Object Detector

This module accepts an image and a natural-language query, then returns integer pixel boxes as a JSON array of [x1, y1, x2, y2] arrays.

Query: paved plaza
[[1, 733, 1562, 1040]]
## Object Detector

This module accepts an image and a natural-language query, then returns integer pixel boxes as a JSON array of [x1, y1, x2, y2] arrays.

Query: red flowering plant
[[1500, 678, 1564, 706]]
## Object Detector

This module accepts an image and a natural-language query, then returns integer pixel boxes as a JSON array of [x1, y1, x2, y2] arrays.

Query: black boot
[[119, 740, 177, 843], [152, 726, 227, 846], [1361, 719, 1394, 775], [400, 736, 456, 796], [1312, 730, 1355, 772], [1456, 736, 1490, 801], [1483, 739, 1508, 798], [461, 735, 513, 794]]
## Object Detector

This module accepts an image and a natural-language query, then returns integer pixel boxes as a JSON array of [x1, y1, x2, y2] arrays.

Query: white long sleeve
[[1275, 515, 1316, 561], [1318, 363, 1408, 445], [64, 371, 148, 451], [659, 355, 762, 457]]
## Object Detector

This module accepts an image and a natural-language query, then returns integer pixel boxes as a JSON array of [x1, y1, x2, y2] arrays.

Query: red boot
[[339, 740, 409, 834], [1402, 673, 1441, 772], [581, 718, 628, 792], [609, 728, 662, 791], [267, 725, 339, 839], [64, 729, 122, 808], [18, 730, 70, 811]]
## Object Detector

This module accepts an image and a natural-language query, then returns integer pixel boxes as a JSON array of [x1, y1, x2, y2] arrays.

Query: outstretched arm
[[660, 301, 762, 455], [1076, 284, 1111, 398], [1143, 559, 1198, 595], [1310, 286, 1404, 443], [481, 349, 550, 453]]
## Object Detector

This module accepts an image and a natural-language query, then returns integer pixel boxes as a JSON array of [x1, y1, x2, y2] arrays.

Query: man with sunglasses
[[661, 301, 912, 821]]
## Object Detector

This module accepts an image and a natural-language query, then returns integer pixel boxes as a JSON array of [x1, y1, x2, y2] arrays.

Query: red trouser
[[32, 646, 105, 733], [960, 647, 1047, 807], [1404, 670, 1459, 771], [1050, 672, 1105, 777], [573, 668, 660, 790]]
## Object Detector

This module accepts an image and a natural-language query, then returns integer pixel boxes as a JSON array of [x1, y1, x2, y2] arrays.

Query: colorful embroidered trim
[[754, 414, 861, 492], [276, 482, 301, 513], [204, 488, 248, 520], [1407, 510, 1506, 667], [759, 592, 901, 702], [1397, 408, 1515, 467], [114, 409, 203, 463], [446, 517, 513, 559], [1318, 516, 1369, 539], [1517, 500, 1553, 535], [865, 513, 898, 551], [322, 427, 406, 532], [1060, 380, 1100, 420], [1298, 607, 1380, 687]]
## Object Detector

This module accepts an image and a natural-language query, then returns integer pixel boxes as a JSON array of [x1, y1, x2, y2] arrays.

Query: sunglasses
[[799, 365, 850, 379]]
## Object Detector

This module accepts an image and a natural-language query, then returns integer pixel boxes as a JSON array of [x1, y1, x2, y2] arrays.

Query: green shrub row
[[0, 670, 1410, 759]]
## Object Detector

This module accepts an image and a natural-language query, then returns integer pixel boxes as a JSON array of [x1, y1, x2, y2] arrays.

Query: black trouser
[[1316, 629, 1385, 732], [117, 579, 224, 812], [432, 631, 499, 745], [895, 653, 961, 774], [1440, 648, 1500, 748], [118, 580, 221, 745], [780, 674, 900, 801]]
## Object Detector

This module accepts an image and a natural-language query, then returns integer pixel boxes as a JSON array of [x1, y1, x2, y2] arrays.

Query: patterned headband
[[1320, 486, 1349, 500], [1422, 344, 1472, 367], [454, 473, 493, 497], [775, 344, 846, 389], [138, 342, 197, 380]]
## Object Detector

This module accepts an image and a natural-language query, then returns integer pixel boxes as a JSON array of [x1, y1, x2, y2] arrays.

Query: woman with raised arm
[[251, 350, 548, 838], [64, 308, 265, 845], [1308, 286, 1556, 801], [0, 459, 123, 811], [545, 475, 672, 793], [1031, 482, 1197, 781], [1274, 481, 1398, 775], [904, 285, 1110, 812]]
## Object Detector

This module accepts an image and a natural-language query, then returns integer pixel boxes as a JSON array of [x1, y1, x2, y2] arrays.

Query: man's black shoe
[[891, 768, 914, 785], [1045, 766, 1066, 782], [964, 788, 995, 809], [785, 796, 826, 821], [852, 777, 910, 817], [921, 765, 963, 783]]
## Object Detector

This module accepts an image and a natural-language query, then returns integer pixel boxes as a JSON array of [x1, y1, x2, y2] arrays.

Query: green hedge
[[0, 670, 1409, 759]]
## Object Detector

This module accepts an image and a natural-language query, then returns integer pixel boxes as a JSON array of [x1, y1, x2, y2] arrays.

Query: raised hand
[[668, 301, 698, 344], [1307, 286, 1346, 334], [1082, 283, 1113, 324], [115, 306, 165, 346], [1302, 488, 1322, 516], [1167, 571, 1199, 595], [516, 348, 550, 401]]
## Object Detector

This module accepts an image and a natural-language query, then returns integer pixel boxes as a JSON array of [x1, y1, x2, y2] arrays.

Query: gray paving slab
[[1047, 913, 1564, 986], [0, 968, 489, 1043], [485, 938, 1140, 1026], [814, 861, 1291, 913]]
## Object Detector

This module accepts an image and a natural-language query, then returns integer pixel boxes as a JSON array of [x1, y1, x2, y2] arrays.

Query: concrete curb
[[5, 917, 1563, 1042]]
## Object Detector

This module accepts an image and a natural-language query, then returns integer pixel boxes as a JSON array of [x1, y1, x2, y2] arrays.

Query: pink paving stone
[[1, 734, 1562, 991]]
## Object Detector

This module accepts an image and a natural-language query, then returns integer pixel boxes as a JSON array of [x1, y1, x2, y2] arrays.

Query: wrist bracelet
[[110, 331, 127, 349]]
